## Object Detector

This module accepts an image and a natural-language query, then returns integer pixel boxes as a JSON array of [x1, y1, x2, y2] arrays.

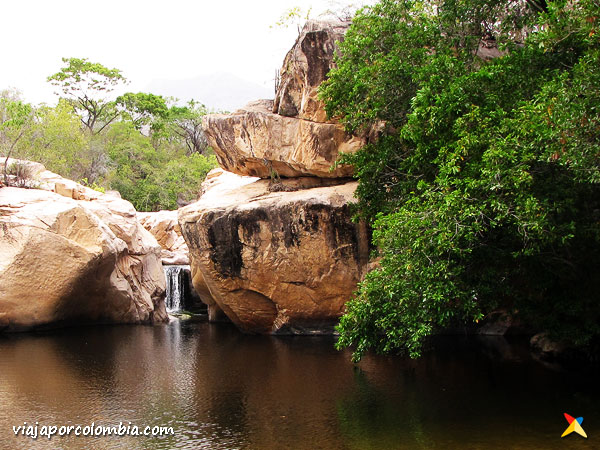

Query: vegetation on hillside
[[1, 57, 217, 210], [320, 0, 600, 360]]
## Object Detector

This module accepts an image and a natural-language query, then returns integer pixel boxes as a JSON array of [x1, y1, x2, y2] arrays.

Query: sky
[[1, 0, 364, 108]]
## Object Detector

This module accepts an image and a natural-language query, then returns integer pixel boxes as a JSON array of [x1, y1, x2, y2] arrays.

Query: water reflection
[[0, 322, 598, 449]]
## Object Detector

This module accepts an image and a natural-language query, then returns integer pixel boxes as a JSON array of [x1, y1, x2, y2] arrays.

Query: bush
[[322, 0, 600, 360]]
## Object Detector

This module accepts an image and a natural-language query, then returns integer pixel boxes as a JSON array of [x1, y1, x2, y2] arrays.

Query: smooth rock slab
[[178, 174, 369, 334]]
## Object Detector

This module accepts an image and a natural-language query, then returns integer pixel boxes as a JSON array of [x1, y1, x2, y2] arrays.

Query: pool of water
[[0, 321, 598, 449]]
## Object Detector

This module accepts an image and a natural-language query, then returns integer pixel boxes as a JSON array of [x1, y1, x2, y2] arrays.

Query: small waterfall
[[164, 265, 189, 313]]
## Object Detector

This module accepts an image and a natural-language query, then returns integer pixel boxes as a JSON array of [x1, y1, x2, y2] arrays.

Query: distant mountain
[[145, 72, 274, 113]]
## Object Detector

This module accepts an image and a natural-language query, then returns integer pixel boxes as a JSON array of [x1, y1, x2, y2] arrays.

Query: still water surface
[[0, 321, 598, 449]]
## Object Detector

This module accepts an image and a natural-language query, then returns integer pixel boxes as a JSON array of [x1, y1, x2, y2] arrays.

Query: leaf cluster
[[323, 0, 600, 360]]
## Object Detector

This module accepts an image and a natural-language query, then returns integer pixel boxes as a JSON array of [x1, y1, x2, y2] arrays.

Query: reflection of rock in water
[[163, 265, 206, 314]]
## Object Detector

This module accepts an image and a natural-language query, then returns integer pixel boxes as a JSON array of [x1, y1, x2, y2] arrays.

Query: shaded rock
[[178, 173, 369, 334], [530, 333, 568, 358], [0, 160, 167, 331], [138, 210, 189, 265], [203, 100, 363, 178], [477, 310, 530, 336], [273, 20, 350, 122]]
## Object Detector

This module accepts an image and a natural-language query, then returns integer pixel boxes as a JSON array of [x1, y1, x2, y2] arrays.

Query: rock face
[[182, 20, 371, 334], [202, 20, 364, 179], [179, 174, 369, 333], [138, 210, 189, 265], [273, 20, 350, 122], [0, 160, 168, 331], [203, 100, 363, 179]]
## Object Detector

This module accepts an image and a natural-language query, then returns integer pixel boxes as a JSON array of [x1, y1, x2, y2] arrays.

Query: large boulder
[[178, 171, 369, 334], [273, 20, 350, 122], [203, 100, 363, 178], [0, 161, 167, 331], [202, 20, 364, 179]]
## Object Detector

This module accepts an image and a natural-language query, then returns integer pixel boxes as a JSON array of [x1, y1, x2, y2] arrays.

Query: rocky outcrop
[[138, 210, 189, 265], [0, 160, 167, 331], [203, 21, 364, 179], [182, 20, 371, 334], [273, 20, 349, 122], [179, 173, 369, 333], [203, 100, 363, 178]]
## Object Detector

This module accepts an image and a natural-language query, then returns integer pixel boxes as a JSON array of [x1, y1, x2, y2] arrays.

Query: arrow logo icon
[[562, 413, 587, 439]]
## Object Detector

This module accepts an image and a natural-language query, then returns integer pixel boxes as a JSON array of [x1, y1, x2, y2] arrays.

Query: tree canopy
[[2, 59, 218, 211], [320, 0, 600, 360], [47, 57, 127, 134]]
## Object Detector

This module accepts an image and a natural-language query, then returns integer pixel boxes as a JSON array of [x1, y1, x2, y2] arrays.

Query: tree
[[115, 92, 169, 131], [160, 100, 210, 155], [320, 0, 600, 360], [0, 91, 33, 185], [47, 57, 127, 134], [103, 121, 216, 211], [19, 99, 90, 180]]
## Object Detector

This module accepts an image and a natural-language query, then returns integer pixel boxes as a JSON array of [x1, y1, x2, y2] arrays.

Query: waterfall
[[164, 265, 189, 313]]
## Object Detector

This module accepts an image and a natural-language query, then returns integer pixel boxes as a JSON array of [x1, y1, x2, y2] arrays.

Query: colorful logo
[[562, 413, 587, 439]]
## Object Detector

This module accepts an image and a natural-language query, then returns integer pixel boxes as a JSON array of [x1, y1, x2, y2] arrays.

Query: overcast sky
[[1, 0, 365, 106]]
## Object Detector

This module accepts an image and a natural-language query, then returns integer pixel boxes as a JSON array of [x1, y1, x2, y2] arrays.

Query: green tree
[[103, 121, 216, 211], [18, 99, 89, 179], [115, 92, 170, 131], [1, 91, 33, 184], [321, 0, 600, 360], [47, 57, 127, 134], [159, 100, 210, 155]]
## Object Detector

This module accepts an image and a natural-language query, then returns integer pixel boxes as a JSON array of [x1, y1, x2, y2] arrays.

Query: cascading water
[[163, 265, 190, 313]]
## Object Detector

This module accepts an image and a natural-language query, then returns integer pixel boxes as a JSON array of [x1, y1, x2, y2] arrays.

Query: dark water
[[0, 321, 598, 449]]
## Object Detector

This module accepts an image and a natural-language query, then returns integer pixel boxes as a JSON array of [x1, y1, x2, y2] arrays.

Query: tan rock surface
[[0, 161, 167, 331], [138, 210, 189, 265], [273, 20, 349, 122], [203, 100, 363, 178], [178, 174, 369, 334]]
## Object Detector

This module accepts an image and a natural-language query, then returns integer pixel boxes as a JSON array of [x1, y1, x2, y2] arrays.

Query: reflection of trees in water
[[336, 337, 600, 450], [2, 325, 599, 450], [336, 366, 434, 450]]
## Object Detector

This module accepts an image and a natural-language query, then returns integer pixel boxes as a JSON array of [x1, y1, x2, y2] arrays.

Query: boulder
[[178, 172, 369, 334], [138, 210, 190, 265], [273, 20, 350, 122], [203, 100, 363, 178], [202, 20, 365, 180], [0, 161, 167, 331]]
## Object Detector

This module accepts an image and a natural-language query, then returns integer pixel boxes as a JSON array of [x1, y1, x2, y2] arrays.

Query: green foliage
[[2, 58, 217, 211], [47, 57, 128, 134], [157, 100, 210, 155], [1, 92, 34, 184], [103, 121, 216, 211], [18, 99, 90, 179], [79, 178, 106, 193], [115, 92, 169, 130], [272, 6, 313, 30], [323, 0, 600, 360]]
